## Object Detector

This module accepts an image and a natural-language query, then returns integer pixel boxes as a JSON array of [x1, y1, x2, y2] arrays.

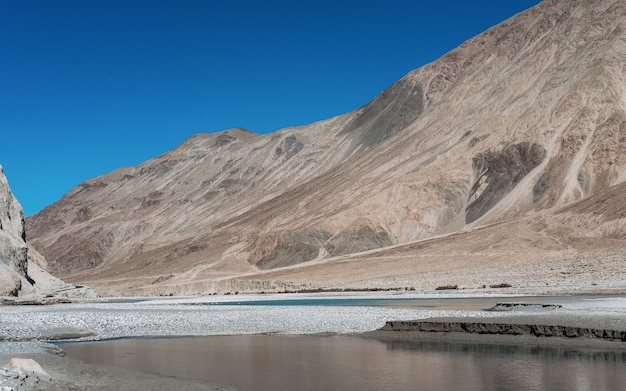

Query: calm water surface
[[60, 334, 626, 391]]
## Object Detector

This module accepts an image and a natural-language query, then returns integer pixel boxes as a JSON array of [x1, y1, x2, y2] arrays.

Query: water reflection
[[381, 339, 626, 391], [385, 339, 626, 361], [59, 335, 626, 391]]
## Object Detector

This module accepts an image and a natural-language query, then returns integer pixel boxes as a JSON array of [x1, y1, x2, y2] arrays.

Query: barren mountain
[[27, 0, 626, 296]]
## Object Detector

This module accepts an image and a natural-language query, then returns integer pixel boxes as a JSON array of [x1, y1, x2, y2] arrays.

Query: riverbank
[[364, 318, 626, 352], [1, 293, 625, 390], [0, 351, 236, 390], [365, 297, 626, 349]]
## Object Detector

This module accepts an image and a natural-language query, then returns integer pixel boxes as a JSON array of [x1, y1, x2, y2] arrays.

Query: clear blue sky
[[1, 0, 542, 216]]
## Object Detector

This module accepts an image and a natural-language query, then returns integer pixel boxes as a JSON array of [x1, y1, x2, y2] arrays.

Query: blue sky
[[1, 0, 542, 216]]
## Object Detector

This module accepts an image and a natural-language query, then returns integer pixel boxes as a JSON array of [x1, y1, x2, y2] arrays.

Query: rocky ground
[[0, 352, 236, 391]]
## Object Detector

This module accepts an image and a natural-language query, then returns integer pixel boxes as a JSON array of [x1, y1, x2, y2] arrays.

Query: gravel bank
[[1, 293, 625, 390]]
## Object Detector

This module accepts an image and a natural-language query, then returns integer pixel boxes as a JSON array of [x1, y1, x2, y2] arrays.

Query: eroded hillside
[[27, 0, 626, 295]]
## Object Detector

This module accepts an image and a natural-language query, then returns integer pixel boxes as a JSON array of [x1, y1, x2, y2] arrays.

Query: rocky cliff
[[0, 165, 30, 296], [26, 0, 626, 295], [0, 166, 96, 300]]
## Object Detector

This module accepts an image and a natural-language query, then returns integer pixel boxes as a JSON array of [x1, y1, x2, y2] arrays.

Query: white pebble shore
[[2, 293, 625, 355]]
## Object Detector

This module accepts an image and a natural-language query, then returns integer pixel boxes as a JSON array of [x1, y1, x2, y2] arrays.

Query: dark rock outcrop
[[381, 320, 626, 342], [341, 77, 424, 153], [249, 222, 393, 270], [325, 223, 393, 257], [466, 143, 546, 223], [250, 230, 332, 269]]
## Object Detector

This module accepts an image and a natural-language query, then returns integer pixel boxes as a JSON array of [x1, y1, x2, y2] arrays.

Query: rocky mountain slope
[[0, 166, 96, 300], [27, 0, 626, 296]]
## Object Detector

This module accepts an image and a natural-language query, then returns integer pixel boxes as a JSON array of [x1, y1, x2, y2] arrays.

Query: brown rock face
[[27, 0, 626, 295]]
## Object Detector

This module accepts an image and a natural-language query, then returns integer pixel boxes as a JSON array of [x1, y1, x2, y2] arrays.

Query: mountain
[[27, 0, 626, 296], [0, 165, 96, 300]]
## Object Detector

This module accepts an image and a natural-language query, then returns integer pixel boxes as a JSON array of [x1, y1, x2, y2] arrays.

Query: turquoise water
[[60, 334, 626, 391], [176, 297, 437, 307]]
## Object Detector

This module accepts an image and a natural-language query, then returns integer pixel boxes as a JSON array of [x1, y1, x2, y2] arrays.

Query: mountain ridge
[[26, 0, 626, 295]]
